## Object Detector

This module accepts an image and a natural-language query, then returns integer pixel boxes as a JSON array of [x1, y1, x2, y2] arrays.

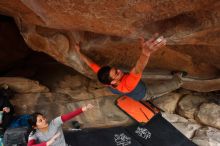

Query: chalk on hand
[[156, 36, 163, 42]]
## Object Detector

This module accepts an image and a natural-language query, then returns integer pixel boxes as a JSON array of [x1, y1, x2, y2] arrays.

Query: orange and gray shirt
[[89, 63, 146, 101]]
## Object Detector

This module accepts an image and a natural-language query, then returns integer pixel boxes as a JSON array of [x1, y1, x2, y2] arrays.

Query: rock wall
[[6, 72, 220, 146], [0, 2, 219, 145], [0, 0, 219, 80]]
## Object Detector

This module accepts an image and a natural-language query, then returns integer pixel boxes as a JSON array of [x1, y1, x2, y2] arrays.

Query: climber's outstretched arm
[[131, 34, 166, 74], [74, 42, 100, 73]]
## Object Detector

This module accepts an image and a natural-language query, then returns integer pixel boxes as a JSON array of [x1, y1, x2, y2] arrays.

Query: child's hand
[[82, 104, 94, 112], [3, 107, 10, 113]]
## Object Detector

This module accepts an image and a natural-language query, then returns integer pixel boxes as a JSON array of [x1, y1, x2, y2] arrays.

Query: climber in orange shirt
[[75, 34, 184, 101]]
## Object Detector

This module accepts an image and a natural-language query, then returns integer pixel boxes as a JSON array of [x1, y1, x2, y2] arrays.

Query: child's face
[[36, 115, 48, 129]]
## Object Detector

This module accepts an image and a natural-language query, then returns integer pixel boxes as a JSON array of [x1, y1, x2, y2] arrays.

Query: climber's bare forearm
[[79, 51, 96, 67], [75, 43, 96, 67], [131, 53, 150, 74], [131, 34, 166, 74]]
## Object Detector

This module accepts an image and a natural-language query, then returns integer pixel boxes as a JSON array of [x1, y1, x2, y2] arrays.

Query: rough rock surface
[[54, 74, 114, 100], [162, 113, 201, 139], [192, 127, 220, 146], [0, 77, 49, 93], [152, 93, 182, 113], [177, 95, 209, 119], [6, 70, 220, 145], [11, 92, 132, 129], [0, 1, 220, 144], [195, 103, 220, 129], [0, 1, 219, 87]]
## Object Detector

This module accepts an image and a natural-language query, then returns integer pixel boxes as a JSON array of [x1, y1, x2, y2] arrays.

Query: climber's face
[[109, 67, 124, 86]]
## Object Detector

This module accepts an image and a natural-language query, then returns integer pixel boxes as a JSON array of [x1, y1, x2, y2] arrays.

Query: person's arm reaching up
[[61, 104, 94, 122], [74, 42, 100, 73], [131, 34, 166, 74]]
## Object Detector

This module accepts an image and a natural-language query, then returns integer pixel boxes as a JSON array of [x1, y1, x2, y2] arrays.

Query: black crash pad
[[64, 114, 197, 146]]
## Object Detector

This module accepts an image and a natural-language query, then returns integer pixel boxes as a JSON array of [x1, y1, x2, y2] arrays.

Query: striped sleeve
[[61, 108, 83, 122]]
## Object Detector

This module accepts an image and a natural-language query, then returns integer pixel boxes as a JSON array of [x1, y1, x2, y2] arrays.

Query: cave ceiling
[[0, 0, 219, 80]]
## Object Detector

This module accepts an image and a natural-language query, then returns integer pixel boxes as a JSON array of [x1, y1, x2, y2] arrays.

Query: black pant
[[1, 113, 13, 131]]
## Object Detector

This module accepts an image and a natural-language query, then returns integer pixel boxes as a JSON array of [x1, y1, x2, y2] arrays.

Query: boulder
[[195, 103, 220, 129], [192, 127, 220, 146], [177, 95, 209, 119], [162, 113, 201, 139], [153, 93, 182, 113]]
